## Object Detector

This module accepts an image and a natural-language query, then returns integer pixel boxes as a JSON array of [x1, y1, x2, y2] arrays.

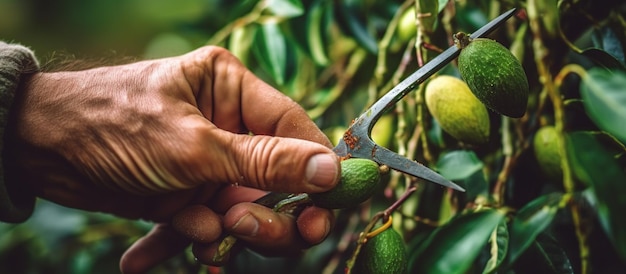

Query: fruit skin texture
[[425, 75, 490, 144], [533, 126, 563, 181], [456, 35, 529, 118], [354, 228, 408, 274], [309, 158, 380, 209]]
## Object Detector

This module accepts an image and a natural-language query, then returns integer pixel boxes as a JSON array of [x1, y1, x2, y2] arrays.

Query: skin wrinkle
[[226, 133, 253, 187], [73, 123, 128, 192], [122, 140, 167, 192], [250, 136, 276, 190], [69, 65, 177, 193]]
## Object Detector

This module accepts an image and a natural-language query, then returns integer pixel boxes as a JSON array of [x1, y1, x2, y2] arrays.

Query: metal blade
[[371, 145, 465, 191]]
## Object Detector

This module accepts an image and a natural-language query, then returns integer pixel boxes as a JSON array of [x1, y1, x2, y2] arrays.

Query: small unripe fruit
[[354, 228, 408, 274], [425, 75, 490, 144], [310, 158, 381, 209], [397, 7, 417, 42], [533, 126, 563, 181], [455, 32, 529, 118]]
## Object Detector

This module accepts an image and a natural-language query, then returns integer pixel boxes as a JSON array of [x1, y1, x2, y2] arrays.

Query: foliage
[[2, 0, 626, 273]]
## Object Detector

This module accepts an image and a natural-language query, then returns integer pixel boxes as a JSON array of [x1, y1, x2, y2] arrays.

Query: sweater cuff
[[0, 42, 39, 223]]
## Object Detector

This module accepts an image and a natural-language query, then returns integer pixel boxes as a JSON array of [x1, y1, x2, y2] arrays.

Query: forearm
[[0, 41, 40, 223]]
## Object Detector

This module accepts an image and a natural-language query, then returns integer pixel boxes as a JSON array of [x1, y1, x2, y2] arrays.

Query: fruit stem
[[552, 65, 586, 195], [553, 63, 591, 274], [344, 212, 383, 274], [307, 48, 368, 120], [384, 184, 418, 218], [371, 0, 416, 94], [492, 116, 513, 206], [365, 216, 393, 238], [453, 32, 472, 49]]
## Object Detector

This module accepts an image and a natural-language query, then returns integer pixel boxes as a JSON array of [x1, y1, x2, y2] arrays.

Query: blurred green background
[[2, 0, 626, 273], [0, 0, 233, 60]]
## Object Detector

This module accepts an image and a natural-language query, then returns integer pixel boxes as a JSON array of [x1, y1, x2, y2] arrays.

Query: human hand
[[6, 46, 340, 272]]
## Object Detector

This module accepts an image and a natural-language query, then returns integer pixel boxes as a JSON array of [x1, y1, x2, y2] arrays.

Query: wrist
[[0, 42, 40, 223]]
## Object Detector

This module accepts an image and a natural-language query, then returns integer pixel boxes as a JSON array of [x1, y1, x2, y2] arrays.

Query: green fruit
[[455, 32, 529, 118], [397, 7, 416, 42], [371, 114, 395, 149], [354, 228, 407, 274], [425, 75, 490, 144], [310, 158, 380, 209], [533, 126, 563, 181]]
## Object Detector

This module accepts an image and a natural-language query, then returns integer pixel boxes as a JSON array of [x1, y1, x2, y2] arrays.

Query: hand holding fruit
[[7, 46, 340, 272]]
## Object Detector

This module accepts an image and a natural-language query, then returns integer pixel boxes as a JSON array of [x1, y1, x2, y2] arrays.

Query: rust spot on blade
[[339, 153, 352, 161], [343, 129, 359, 150]]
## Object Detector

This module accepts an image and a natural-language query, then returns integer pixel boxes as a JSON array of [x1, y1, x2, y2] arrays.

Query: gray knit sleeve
[[0, 41, 39, 223]]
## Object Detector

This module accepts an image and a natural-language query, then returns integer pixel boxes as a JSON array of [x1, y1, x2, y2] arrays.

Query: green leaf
[[306, 0, 331, 65], [253, 22, 288, 85], [265, 0, 304, 18], [483, 220, 509, 273], [580, 68, 626, 144], [436, 150, 484, 181], [567, 131, 626, 260], [228, 24, 258, 65], [408, 209, 505, 274], [591, 25, 626, 67], [507, 192, 562, 264], [581, 48, 626, 71], [513, 233, 574, 274], [335, 2, 378, 54], [437, 0, 448, 13]]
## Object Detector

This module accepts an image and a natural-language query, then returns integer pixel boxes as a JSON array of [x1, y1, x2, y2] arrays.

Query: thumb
[[218, 132, 340, 193]]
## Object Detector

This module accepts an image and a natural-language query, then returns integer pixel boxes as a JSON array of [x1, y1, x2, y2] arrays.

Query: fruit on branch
[[533, 125, 563, 181], [354, 227, 408, 274], [397, 7, 417, 42], [425, 75, 490, 144], [309, 158, 381, 209], [455, 32, 529, 118]]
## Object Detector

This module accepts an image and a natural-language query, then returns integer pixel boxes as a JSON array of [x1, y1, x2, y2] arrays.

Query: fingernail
[[306, 154, 339, 189], [231, 214, 259, 237]]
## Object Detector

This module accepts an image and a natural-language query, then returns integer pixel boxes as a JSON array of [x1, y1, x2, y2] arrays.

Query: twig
[[307, 48, 368, 120], [206, 1, 267, 46], [321, 213, 361, 274]]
